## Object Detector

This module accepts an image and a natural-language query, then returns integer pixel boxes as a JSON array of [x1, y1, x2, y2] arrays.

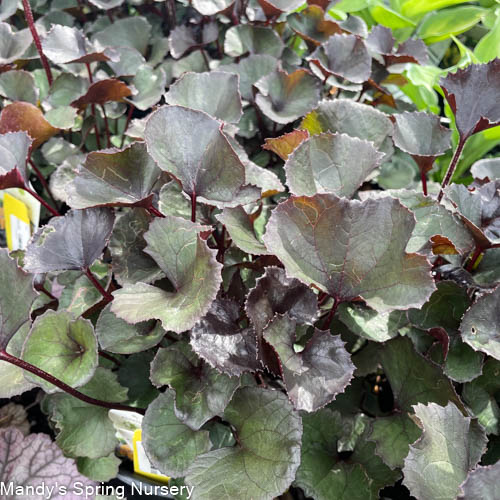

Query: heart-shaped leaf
[[460, 286, 500, 360], [403, 402, 487, 500], [393, 111, 452, 174], [301, 99, 393, 149], [255, 69, 321, 125], [142, 389, 211, 477], [96, 304, 164, 354], [71, 79, 132, 110], [131, 64, 167, 111], [380, 336, 465, 412], [0, 427, 94, 494], [111, 216, 222, 333], [0, 102, 58, 149], [42, 25, 118, 64], [284, 132, 384, 197], [289, 5, 343, 46], [92, 16, 151, 55], [190, 298, 260, 376], [263, 314, 354, 411], [224, 25, 284, 58], [108, 208, 164, 287], [221, 54, 278, 102], [0, 249, 36, 349], [169, 23, 218, 59], [471, 158, 500, 181], [295, 410, 400, 500], [145, 105, 258, 207], [164, 71, 243, 123], [0, 23, 31, 64], [0, 131, 32, 190], [0, 69, 38, 104], [67, 142, 161, 209], [441, 60, 500, 142], [22, 310, 98, 393], [185, 387, 302, 500], [263, 194, 435, 312], [150, 342, 241, 429], [24, 208, 115, 273], [309, 34, 372, 84], [216, 206, 269, 255], [45, 367, 128, 459]]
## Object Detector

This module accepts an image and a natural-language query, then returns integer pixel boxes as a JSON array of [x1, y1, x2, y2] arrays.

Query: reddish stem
[[191, 191, 197, 223], [23, 186, 60, 217], [85, 63, 102, 150], [420, 168, 428, 196], [147, 206, 165, 218], [99, 351, 121, 367], [84, 267, 113, 302], [322, 297, 339, 330], [21, 0, 53, 86], [34, 283, 58, 302], [200, 48, 210, 70], [437, 138, 466, 202], [466, 247, 483, 272], [29, 159, 58, 209], [0, 350, 144, 415], [120, 104, 134, 148], [100, 104, 112, 148]]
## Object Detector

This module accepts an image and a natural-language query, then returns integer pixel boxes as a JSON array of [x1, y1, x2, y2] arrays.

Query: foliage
[[1, 0, 500, 499]]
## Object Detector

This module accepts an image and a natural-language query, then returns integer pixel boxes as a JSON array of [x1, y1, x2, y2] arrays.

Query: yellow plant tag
[[132, 429, 170, 484], [4, 193, 31, 251]]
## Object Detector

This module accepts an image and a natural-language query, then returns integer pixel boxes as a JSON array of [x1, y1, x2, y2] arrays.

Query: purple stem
[[437, 138, 466, 203]]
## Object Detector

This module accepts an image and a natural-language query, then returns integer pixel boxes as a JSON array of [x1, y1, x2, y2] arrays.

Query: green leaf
[[295, 410, 400, 499], [369, 415, 421, 469], [0, 131, 32, 190], [284, 132, 384, 197], [0, 23, 32, 64], [380, 336, 465, 412], [131, 64, 167, 111], [67, 142, 160, 209], [0, 70, 38, 104], [96, 304, 164, 354], [42, 24, 118, 64], [289, 5, 343, 46], [263, 194, 436, 312], [221, 54, 278, 102], [24, 208, 115, 273], [403, 402, 487, 500], [408, 280, 471, 333], [45, 367, 128, 459], [418, 6, 486, 44], [150, 342, 241, 429], [216, 206, 269, 255], [0, 248, 36, 349], [458, 462, 500, 499], [301, 99, 393, 149], [0, 323, 36, 398], [263, 314, 354, 411], [144, 105, 258, 207], [45, 106, 78, 129], [22, 310, 98, 393], [471, 158, 500, 181], [92, 16, 152, 55], [460, 286, 500, 360], [191, 299, 260, 376], [337, 304, 408, 342], [402, 0, 475, 19], [185, 387, 302, 500], [109, 208, 164, 287], [362, 189, 475, 255], [224, 25, 284, 58], [255, 68, 320, 125], [118, 352, 158, 408], [142, 389, 211, 477], [370, 3, 416, 29], [165, 71, 243, 124], [48, 73, 88, 108], [192, 0, 234, 16], [77, 453, 121, 482], [474, 13, 500, 62], [258, 0, 304, 16], [111, 216, 222, 333], [462, 358, 500, 434]]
